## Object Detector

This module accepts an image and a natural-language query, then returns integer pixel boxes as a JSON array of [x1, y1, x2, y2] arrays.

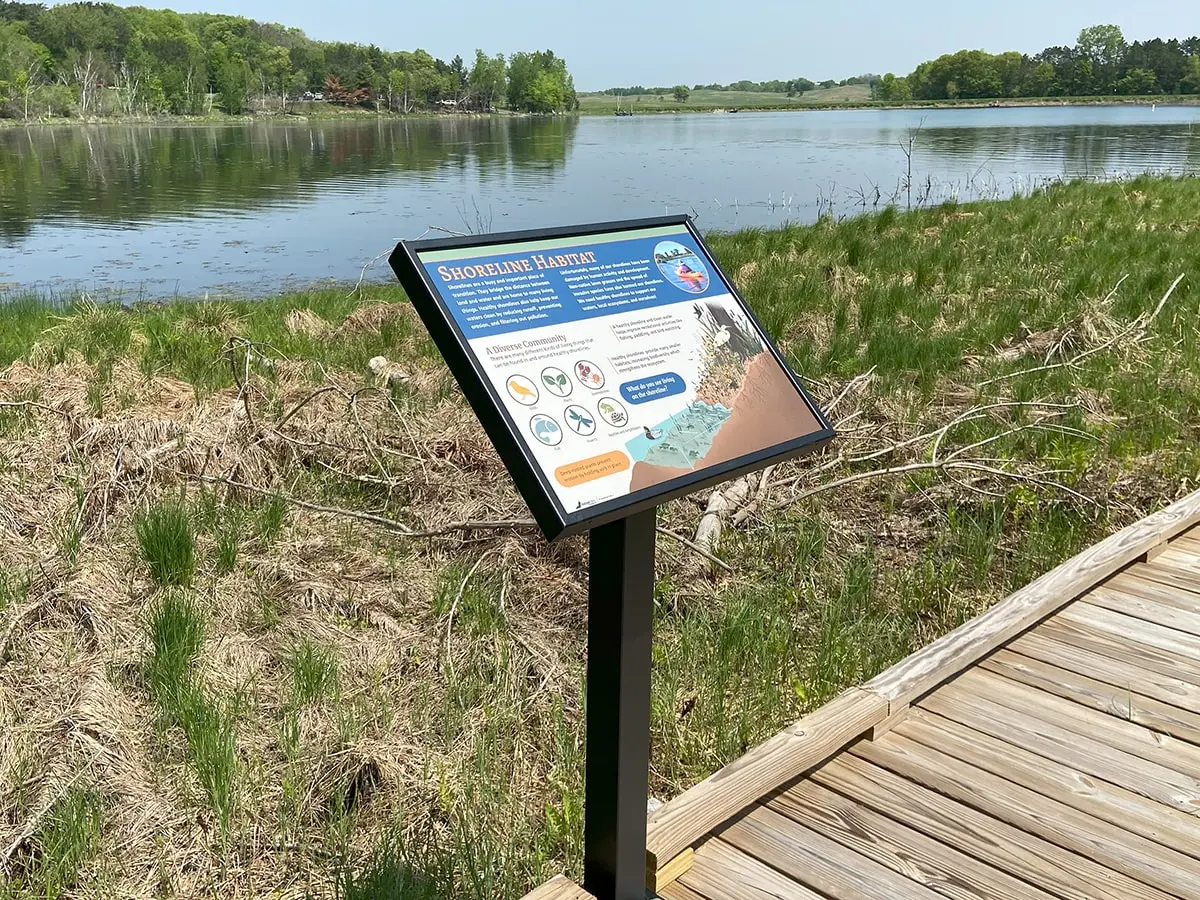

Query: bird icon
[[508, 378, 537, 402], [643, 426, 663, 440], [713, 324, 731, 348]]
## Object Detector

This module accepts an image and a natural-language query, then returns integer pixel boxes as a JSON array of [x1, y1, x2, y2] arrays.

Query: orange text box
[[554, 451, 631, 488]]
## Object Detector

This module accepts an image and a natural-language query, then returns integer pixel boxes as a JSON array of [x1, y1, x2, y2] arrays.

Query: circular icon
[[540, 366, 573, 398], [575, 360, 605, 390], [529, 414, 562, 446], [596, 397, 629, 428], [654, 240, 710, 294], [564, 405, 597, 436], [506, 374, 539, 406]]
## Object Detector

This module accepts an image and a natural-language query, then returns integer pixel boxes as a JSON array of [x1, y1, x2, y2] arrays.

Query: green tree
[[1115, 67, 1159, 95], [874, 73, 911, 102], [672, 84, 689, 103], [0, 21, 50, 119], [468, 49, 505, 111], [1076, 24, 1126, 94]]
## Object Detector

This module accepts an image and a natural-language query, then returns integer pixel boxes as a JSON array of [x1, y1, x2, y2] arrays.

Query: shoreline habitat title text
[[436, 251, 598, 283]]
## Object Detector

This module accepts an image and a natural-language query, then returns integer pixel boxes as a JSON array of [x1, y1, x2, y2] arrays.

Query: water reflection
[[0, 116, 580, 241], [1, 106, 1197, 296]]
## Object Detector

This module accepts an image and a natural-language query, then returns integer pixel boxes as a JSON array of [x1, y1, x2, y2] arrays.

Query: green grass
[[289, 638, 340, 704], [144, 591, 240, 839], [135, 501, 197, 587], [1, 787, 106, 900], [579, 84, 872, 113], [5, 176, 1200, 899]]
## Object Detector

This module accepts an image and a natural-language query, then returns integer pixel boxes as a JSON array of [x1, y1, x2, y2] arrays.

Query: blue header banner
[[417, 228, 727, 340]]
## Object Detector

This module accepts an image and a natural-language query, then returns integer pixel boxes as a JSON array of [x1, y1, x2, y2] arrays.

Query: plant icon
[[541, 367, 572, 398]]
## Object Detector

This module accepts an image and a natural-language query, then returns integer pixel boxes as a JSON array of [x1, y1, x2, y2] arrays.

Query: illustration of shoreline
[[628, 352, 821, 493]]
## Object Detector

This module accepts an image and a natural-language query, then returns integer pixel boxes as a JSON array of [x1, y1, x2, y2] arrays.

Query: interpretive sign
[[390, 216, 833, 540]]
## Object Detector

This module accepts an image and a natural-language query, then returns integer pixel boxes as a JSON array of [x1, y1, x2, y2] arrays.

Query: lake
[[2, 105, 1198, 298]]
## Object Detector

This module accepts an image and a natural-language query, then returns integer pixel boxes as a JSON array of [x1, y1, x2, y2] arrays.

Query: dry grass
[[2, 177, 1199, 898]]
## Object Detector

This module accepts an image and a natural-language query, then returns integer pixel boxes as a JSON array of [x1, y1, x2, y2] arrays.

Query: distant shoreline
[[579, 95, 1200, 116], [2, 94, 1197, 130]]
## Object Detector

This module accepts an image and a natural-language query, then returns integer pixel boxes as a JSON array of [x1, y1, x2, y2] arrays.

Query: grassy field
[[578, 85, 872, 114], [1, 176, 1199, 898]]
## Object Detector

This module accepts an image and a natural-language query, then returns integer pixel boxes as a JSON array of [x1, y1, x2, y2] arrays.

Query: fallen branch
[[657, 526, 734, 573], [176, 471, 537, 538], [978, 273, 1184, 388]]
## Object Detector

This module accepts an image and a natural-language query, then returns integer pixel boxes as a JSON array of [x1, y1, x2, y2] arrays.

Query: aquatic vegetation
[[1, 176, 1197, 898]]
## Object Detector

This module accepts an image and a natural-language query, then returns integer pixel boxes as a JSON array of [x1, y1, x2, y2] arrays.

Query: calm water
[[2, 106, 1199, 297]]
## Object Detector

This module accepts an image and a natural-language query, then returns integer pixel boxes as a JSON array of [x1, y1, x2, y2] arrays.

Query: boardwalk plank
[[1110, 569, 1200, 608], [1059, 602, 1200, 661], [852, 734, 1200, 898], [521, 876, 593, 900], [677, 838, 825, 900], [816, 753, 1171, 900], [899, 706, 1200, 854], [1087, 585, 1200, 639], [1010, 628, 1200, 713], [770, 776, 1060, 900], [659, 881, 710, 900], [928, 671, 1200, 813], [981, 647, 1200, 744], [645, 688, 886, 868], [1126, 559, 1200, 597], [721, 804, 943, 899], [1039, 613, 1200, 686]]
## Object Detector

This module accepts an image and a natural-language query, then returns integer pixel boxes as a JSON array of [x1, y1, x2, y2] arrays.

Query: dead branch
[[978, 273, 1183, 388], [657, 527, 734, 573]]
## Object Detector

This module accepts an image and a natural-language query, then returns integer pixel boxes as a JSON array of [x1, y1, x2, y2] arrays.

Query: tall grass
[[144, 592, 240, 839], [135, 501, 196, 587], [1, 787, 105, 900]]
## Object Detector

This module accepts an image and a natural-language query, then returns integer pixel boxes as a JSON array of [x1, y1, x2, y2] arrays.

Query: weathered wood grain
[[1128, 559, 1200, 596], [929, 670, 1200, 810], [677, 838, 826, 900], [1010, 628, 1200, 713], [1039, 613, 1200, 686], [1111, 569, 1200, 609], [853, 735, 1200, 898], [720, 803, 943, 899], [1087, 585, 1200, 639], [863, 488, 1200, 710], [814, 753, 1172, 900], [1062, 602, 1200, 662], [770, 776, 1060, 899], [658, 879, 710, 900], [520, 875, 594, 900], [900, 705, 1200, 853], [644, 688, 886, 868], [982, 647, 1200, 745]]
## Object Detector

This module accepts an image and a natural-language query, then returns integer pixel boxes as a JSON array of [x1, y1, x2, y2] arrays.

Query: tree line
[[875, 25, 1200, 102], [602, 75, 878, 99], [0, 2, 577, 119]]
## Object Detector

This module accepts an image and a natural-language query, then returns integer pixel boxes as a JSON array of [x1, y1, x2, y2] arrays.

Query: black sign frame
[[390, 215, 834, 541]]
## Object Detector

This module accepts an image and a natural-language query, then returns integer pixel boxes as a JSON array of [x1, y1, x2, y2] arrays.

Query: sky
[[87, 0, 1199, 90]]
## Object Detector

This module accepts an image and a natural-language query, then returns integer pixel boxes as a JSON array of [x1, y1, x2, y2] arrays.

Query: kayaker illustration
[[676, 262, 707, 289]]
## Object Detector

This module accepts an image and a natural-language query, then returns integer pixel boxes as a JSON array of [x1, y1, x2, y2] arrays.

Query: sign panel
[[390, 217, 833, 539]]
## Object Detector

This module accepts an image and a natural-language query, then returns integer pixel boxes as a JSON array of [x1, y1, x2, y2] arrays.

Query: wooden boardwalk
[[525, 490, 1200, 900]]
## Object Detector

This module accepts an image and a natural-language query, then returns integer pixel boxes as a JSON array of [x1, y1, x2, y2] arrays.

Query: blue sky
[[93, 0, 1198, 90]]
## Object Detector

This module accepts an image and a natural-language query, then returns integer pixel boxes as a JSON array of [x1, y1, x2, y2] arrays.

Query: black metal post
[[584, 508, 656, 900]]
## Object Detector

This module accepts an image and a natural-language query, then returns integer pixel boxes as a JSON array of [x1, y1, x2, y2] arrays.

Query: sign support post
[[390, 216, 834, 900], [584, 509, 657, 900]]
